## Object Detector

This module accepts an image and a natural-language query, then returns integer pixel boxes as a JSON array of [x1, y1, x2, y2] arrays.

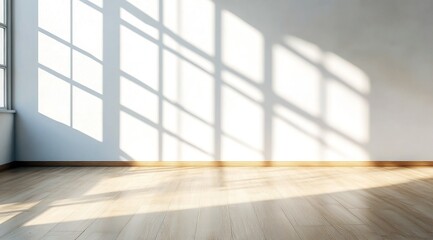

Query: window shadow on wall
[[35, 0, 374, 162]]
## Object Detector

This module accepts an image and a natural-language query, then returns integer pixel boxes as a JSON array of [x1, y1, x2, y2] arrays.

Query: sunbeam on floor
[[0, 167, 432, 239]]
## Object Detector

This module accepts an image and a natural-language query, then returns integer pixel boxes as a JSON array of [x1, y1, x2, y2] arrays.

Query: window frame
[[0, 0, 11, 110]]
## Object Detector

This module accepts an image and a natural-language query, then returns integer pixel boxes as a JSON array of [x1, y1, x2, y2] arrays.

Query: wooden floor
[[0, 167, 432, 240]]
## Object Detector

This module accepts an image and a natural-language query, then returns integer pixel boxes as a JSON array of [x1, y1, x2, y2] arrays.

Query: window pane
[[0, 0, 4, 24], [0, 27, 4, 65], [0, 69, 4, 108]]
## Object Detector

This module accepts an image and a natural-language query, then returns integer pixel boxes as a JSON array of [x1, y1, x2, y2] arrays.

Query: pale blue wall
[[0, 112, 13, 165], [13, 0, 433, 161]]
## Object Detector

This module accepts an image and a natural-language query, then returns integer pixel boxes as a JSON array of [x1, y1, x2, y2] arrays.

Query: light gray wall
[[13, 0, 433, 161], [0, 113, 13, 165]]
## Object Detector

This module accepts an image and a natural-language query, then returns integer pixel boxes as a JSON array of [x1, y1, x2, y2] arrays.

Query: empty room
[[1, 0, 433, 239]]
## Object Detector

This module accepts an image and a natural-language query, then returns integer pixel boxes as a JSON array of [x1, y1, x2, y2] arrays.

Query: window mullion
[[6, 0, 11, 109]]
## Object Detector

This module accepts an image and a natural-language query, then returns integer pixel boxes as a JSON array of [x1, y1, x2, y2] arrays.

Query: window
[[0, 0, 10, 109]]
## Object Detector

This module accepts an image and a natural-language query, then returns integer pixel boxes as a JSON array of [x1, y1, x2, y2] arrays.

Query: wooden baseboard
[[13, 161, 433, 167], [0, 162, 13, 171]]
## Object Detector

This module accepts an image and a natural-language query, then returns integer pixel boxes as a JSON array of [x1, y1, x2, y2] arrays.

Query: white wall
[[13, 0, 433, 162], [0, 112, 13, 165]]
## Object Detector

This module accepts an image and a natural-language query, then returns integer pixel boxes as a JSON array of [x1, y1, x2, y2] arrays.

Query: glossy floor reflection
[[0, 167, 432, 239]]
